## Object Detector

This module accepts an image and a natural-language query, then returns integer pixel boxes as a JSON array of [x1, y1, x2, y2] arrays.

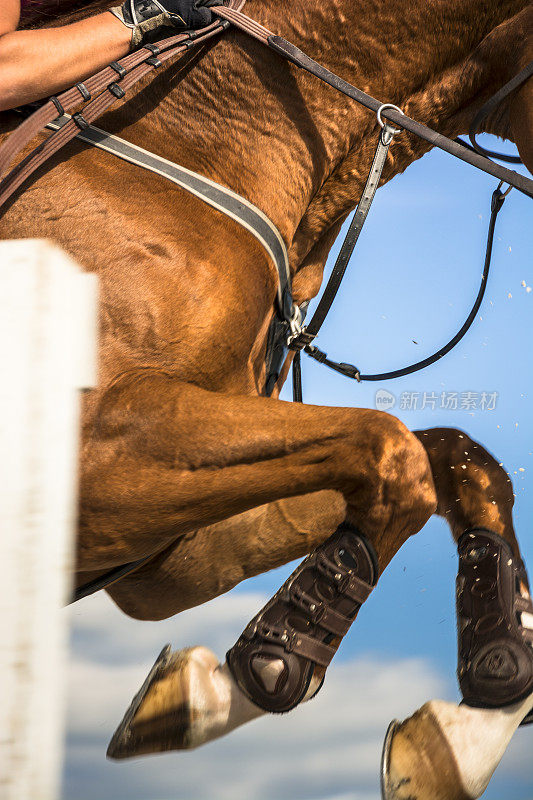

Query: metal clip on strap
[[290, 119, 398, 352], [253, 620, 336, 667], [290, 118, 400, 399]]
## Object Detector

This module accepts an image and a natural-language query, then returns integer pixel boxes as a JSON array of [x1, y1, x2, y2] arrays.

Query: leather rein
[[0, 4, 531, 602]]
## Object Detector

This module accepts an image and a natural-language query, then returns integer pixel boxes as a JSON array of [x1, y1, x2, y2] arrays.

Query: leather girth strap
[[457, 529, 533, 725], [227, 523, 377, 713]]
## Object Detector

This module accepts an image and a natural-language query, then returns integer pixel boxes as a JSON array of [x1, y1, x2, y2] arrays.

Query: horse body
[[1, 0, 533, 791]]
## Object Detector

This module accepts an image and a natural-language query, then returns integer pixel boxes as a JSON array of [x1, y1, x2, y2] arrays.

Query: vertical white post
[[0, 240, 98, 800]]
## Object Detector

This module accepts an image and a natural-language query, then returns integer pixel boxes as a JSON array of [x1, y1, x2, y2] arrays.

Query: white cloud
[[66, 589, 269, 666]]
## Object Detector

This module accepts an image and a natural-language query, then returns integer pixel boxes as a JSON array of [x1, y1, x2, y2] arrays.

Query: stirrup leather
[[226, 523, 377, 713], [457, 529, 533, 724]]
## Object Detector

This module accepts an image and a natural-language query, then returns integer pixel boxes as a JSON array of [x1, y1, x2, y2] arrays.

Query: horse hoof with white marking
[[380, 693, 533, 800], [107, 645, 261, 758]]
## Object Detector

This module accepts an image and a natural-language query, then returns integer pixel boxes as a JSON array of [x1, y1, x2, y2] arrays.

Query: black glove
[[109, 0, 223, 48], [164, 0, 222, 29]]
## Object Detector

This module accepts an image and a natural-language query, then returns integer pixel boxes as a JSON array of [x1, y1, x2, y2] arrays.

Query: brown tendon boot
[[226, 522, 378, 713], [456, 528, 533, 725]]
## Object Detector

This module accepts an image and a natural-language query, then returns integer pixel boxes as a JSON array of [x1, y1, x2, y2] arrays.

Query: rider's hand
[[164, 0, 222, 30], [109, 0, 223, 49]]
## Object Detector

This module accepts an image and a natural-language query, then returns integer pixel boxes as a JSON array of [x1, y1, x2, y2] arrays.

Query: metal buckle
[[376, 103, 404, 140], [255, 620, 291, 648], [289, 585, 324, 624], [496, 180, 513, 198], [316, 552, 349, 587], [286, 303, 304, 344]]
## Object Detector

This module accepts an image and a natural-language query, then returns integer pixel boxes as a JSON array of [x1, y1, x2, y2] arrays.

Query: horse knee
[[382, 417, 437, 526], [346, 413, 436, 537]]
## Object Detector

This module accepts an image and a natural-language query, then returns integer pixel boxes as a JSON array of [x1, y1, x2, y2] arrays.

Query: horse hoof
[[380, 691, 533, 800], [107, 644, 264, 758], [380, 703, 469, 800], [107, 644, 222, 758]]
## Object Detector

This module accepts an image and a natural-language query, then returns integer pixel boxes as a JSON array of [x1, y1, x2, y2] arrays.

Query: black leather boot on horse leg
[[381, 534, 533, 800], [456, 529, 533, 721], [381, 549, 533, 800]]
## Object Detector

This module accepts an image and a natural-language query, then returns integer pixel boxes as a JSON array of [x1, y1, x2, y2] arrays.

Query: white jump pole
[[0, 240, 98, 800]]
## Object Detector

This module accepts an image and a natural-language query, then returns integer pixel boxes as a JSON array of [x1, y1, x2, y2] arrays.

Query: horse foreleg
[[105, 481, 428, 758], [381, 427, 533, 800], [415, 427, 518, 550], [104, 491, 346, 619], [415, 428, 533, 686], [78, 375, 434, 570], [97, 376, 435, 759]]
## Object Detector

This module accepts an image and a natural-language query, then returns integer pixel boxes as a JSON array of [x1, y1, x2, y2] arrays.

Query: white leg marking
[[521, 610, 533, 631], [429, 690, 533, 798], [186, 652, 321, 746], [185, 653, 264, 748]]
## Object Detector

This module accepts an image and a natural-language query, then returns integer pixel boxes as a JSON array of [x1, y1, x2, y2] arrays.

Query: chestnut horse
[[1, 0, 532, 797]]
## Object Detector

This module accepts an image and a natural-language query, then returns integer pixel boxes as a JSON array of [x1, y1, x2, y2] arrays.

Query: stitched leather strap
[[316, 551, 374, 603], [0, 1, 246, 211], [251, 621, 336, 667], [288, 124, 395, 360], [285, 631, 336, 667], [2, 3, 532, 416], [44, 114, 291, 315], [214, 7, 533, 198], [289, 585, 352, 637]]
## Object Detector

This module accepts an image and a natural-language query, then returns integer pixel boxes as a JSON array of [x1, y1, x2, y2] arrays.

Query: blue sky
[[63, 134, 532, 800]]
